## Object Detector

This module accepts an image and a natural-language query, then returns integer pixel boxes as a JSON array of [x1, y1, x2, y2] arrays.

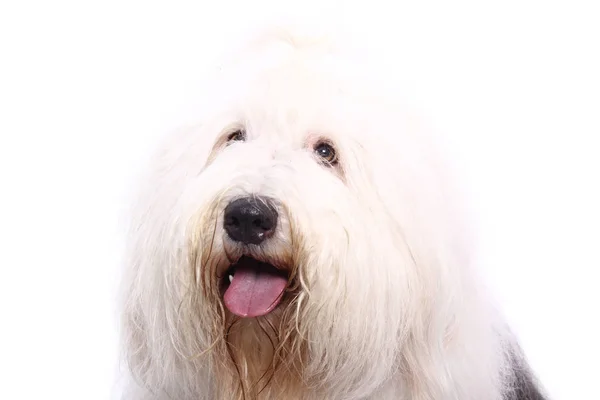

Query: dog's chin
[[220, 255, 292, 318]]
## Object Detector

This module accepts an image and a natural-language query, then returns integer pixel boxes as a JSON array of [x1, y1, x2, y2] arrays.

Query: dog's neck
[[213, 315, 312, 400]]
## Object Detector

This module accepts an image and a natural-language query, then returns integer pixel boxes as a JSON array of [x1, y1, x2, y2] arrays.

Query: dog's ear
[[117, 120, 220, 393]]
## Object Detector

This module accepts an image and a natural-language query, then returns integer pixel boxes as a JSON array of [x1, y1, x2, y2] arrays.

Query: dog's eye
[[314, 142, 338, 165], [227, 129, 246, 143]]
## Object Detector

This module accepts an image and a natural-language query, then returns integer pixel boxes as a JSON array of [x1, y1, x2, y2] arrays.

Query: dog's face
[[125, 33, 466, 397], [190, 64, 385, 319]]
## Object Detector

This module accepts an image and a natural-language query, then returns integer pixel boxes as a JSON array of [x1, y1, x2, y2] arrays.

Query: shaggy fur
[[118, 26, 547, 400]]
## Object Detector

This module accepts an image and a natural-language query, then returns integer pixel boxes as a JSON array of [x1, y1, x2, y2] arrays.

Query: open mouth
[[222, 256, 289, 318]]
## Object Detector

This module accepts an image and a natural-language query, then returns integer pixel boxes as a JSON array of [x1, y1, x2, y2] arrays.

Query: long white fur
[[118, 24, 522, 400]]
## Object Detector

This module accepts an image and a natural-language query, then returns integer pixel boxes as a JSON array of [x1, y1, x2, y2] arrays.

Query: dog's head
[[122, 27, 470, 398]]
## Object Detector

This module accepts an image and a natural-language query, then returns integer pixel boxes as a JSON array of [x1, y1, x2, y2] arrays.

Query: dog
[[118, 25, 547, 400]]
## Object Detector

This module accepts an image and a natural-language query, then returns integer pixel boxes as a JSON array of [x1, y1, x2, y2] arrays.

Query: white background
[[1, 1, 599, 399]]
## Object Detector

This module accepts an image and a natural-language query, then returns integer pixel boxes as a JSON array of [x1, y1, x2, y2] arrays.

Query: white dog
[[118, 26, 546, 400]]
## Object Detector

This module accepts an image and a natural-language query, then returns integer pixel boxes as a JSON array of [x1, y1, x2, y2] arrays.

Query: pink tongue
[[224, 262, 288, 318]]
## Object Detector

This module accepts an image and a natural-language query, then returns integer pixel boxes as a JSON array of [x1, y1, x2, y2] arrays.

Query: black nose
[[223, 196, 278, 245]]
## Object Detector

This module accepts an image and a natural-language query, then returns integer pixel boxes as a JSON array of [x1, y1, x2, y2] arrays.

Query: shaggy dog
[[119, 26, 547, 400]]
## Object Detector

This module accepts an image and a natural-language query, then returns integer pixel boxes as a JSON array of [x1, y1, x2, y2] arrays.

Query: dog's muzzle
[[221, 196, 289, 318]]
